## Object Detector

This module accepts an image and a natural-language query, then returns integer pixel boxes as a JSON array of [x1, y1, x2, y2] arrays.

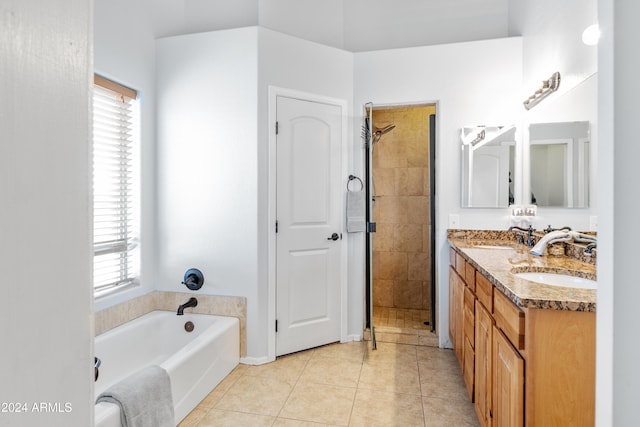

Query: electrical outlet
[[449, 214, 460, 229], [589, 216, 598, 231]]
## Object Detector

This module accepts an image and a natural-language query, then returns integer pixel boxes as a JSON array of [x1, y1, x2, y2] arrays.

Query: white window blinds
[[92, 76, 140, 296]]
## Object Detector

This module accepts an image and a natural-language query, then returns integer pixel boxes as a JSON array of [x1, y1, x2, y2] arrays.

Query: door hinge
[[275, 121, 279, 135], [275, 220, 279, 233], [275, 319, 278, 332]]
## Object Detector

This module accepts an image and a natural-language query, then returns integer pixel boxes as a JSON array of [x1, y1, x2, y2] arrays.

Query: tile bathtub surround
[[94, 291, 247, 356], [178, 341, 479, 427]]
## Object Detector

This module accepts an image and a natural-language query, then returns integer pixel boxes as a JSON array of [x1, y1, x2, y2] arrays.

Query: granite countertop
[[449, 235, 597, 312]]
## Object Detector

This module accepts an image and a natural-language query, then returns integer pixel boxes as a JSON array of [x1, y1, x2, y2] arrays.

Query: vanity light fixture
[[523, 71, 561, 110], [460, 127, 486, 146], [470, 129, 486, 146]]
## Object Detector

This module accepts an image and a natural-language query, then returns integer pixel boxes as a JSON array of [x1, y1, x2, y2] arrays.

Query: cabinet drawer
[[465, 262, 476, 291], [456, 253, 466, 277], [464, 286, 475, 347], [450, 247, 457, 268], [494, 289, 525, 350], [475, 272, 493, 312], [463, 337, 475, 401]]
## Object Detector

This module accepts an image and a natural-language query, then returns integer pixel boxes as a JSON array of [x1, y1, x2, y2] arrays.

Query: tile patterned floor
[[370, 307, 438, 347], [178, 341, 479, 427], [372, 307, 431, 330]]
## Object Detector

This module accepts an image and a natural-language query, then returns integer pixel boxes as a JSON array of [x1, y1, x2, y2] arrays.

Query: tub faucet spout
[[177, 297, 198, 315]]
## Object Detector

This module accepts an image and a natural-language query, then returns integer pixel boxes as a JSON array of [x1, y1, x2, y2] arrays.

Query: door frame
[[267, 86, 349, 361], [364, 102, 439, 336]]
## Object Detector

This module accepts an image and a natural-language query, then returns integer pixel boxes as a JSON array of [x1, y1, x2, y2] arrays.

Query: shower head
[[372, 124, 396, 144]]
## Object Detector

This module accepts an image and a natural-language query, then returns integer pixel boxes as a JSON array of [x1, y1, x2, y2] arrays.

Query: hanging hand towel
[[347, 189, 366, 232]]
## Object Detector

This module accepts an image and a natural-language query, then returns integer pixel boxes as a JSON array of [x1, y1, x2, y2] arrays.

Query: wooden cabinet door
[[492, 326, 524, 427], [475, 301, 494, 427], [454, 269, 465, 368], [449, 266, 456, 348]]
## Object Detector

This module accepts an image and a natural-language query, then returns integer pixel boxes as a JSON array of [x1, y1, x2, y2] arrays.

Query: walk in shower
[[365, 105, 437, 346]]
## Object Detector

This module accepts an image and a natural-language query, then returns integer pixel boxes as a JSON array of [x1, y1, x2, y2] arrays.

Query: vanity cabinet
[[449, 248, 476, 380], [474, 301, 493, 427], [448, 246, 595, 427]]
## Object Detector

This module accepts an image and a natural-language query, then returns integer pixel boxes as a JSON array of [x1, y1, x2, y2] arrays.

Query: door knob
[[327, 233, 340, 241]]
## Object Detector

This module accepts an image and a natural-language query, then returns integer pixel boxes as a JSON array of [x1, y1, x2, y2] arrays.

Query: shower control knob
[[327, 233, 340, 241]]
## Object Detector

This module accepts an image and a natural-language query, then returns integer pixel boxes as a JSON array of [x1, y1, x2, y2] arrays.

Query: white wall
[[94, 0, 158, 312], [154, 28, 354, 361], [354, 37, 523, 346], [509, 0, 598, 95], [508, 0, 598, 233], [598, 1, 640, 425], [0, 1, 93, 425], [597, 2, 613, 423], [257, 28, 355, 357], [155, 28, 261, 355]]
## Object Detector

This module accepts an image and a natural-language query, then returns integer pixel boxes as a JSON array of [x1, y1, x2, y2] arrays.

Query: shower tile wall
[[372, 106, 435, 313]]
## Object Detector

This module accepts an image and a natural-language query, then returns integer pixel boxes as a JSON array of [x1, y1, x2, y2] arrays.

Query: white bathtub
[[94, 310, 239, 427]]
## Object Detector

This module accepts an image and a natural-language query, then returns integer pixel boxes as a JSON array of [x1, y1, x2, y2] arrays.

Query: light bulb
[[582, 24, 600, 46]]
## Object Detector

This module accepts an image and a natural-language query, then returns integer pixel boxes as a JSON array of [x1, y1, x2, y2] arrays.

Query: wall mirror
[[529, 121, 590, 208], [460, 125, 516, 208]]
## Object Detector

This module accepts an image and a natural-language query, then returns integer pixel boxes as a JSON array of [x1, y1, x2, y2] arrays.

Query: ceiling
[[135, 0, 513, 51]]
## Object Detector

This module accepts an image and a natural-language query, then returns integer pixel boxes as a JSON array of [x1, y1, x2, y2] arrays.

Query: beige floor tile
[[273, 418, 331, 427], [179, 342, 481, 427], [280, 382, 356, 426], [358, 361, 421, 395], [299, 357, 362, 388], [416, 347, 459, 372], [419, 366, 469, 401], [196, 409, 276, 427], [244, 354, 309, 383], [210, 366, 246, 394], [422, 396, 479, 427], [178, 407, 208, 427], [311, 341, 367, 363], [198, 388, 227, 409], [280, 348, 317, 361], [215, 375, 294, 416], [349, 388, 425, 427], [364, 342, 418, 366]]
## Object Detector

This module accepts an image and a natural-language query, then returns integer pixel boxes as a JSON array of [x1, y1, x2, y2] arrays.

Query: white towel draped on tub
[[96, 365, 174, 427], [347, 189, 366, 232]]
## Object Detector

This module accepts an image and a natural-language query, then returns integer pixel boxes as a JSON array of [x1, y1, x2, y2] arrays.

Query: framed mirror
[[529, 121, 590, 208], [461, 125, 517, 208]]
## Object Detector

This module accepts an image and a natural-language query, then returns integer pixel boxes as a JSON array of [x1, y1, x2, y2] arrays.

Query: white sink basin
[[514, 272, 596, 289]]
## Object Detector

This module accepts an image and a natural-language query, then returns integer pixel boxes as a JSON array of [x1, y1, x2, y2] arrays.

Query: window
[[92, 75, 140, 296]]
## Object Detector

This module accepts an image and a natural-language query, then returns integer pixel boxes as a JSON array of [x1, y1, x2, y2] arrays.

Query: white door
[[276, 95, 343, 356]]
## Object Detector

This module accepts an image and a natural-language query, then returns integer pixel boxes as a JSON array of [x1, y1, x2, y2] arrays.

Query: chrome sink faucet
[[508, 225, 535, 247]]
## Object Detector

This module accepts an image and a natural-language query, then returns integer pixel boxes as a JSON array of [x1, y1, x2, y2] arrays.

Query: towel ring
[[347, 175, 364, 192]]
